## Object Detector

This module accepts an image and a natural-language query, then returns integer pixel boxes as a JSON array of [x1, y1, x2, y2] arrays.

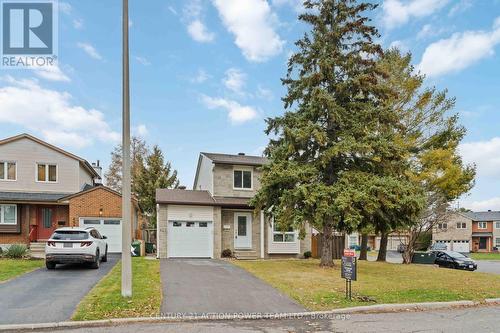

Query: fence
[[311, 234, 345, 259]]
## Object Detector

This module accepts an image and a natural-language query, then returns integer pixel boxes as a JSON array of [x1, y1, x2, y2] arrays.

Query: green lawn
[[72, 257, 161, 321], [233, 259, 500, 311], [0, 259, 44, 282], [469, 253, 500, 261]]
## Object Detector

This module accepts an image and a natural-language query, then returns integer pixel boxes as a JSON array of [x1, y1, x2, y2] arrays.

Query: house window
[[233, 170, 252, 189], [456, 222, 466, 229], [438, 223, 447, 230], [272, 221, 295, 242], [496, 238, 500, 248], [478, 222, 487, 229], [495, 222, 500, 229], [0, 204, 17, 225], [37, 163, 57, 182], [0, 161, 16, 181]]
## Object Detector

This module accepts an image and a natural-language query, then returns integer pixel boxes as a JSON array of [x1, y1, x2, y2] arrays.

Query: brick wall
[[67, 187, 140, 238]]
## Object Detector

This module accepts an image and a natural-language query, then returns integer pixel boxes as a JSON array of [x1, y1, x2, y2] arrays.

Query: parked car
[[433, 250, 477, 271], [45, 227, 108, 269], [429, 243, 448, 251]]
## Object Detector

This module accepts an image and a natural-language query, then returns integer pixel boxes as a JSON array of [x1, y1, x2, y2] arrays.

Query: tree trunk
[[377, 232, 388, 262], [320, 223, 334, 267], [359, 233, 368, 260], [402, 231, 417, 264]]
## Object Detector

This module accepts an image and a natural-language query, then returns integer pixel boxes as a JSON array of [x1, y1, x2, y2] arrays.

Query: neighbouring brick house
[[432, 211, 500, 253], [156, 152, 312, 259], [0, 133, 142, 254]]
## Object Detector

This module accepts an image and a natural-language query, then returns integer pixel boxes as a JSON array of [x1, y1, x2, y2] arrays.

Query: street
[[24, 305, 500, 333]]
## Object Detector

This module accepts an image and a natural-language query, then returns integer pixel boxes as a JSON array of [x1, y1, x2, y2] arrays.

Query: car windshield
[[51, 231, 89, 240], [447, 251, 467, 258]]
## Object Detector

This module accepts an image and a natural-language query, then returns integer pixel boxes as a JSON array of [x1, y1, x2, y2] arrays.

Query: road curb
[[0, 300, 497, 332]]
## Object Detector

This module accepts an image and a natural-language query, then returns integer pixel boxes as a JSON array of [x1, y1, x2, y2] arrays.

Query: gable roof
[[201, 152, 268, 166], [460, 211, 500, 221], [0, 133, 100, 179]]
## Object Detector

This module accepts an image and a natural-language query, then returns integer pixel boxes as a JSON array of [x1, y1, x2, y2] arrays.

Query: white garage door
[[167, 221, 213, 258], [452, 240, 470, 253], [80, 218, 122, 253], [435, 240, 452, 251]]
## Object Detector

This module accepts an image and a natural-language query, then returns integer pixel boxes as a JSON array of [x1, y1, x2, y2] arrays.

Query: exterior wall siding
[[158, 204, 168, 258], [433, 213, 473, 242], [212, 164, 262, 198], [0, 138, 92, 193], [194, 155, 214, 193]]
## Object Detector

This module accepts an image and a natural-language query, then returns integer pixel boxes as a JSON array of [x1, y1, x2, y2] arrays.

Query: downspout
[[156, 203, 160, 259], [260, 210, 265, 258]]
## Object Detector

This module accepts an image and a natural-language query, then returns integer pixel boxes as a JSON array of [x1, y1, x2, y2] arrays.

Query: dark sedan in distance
[[433, 251, 477, 271]]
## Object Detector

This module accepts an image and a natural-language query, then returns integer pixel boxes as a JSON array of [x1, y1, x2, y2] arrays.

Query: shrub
[[303, 251, 312, 259], [5, 244, 29, 259], [221, 249, 232, 258]]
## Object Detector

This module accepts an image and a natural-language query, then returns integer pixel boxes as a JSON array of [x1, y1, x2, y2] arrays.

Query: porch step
[[29, 242, 46, 259], [234, 250, 258, 260]]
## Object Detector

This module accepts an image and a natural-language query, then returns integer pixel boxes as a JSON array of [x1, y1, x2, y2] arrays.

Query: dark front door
[[479, 237, 488, 250], [37, 207, 56, 240]]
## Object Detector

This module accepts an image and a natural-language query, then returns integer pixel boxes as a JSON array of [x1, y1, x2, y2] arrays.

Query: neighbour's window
[[272, 221, 295, 242], [0, 204, 17, 225], [37, 163, 57, 182], [186, 222, 195, 227], [496, 238, 500, 248], [456, 222, 466, 229], [233, 170, 252, 189], [0, 161, 16, 181], [478, 222, 487, 229], [437, 223, 447, 230], [173, 222, 182, 227], [495, 222, 500, 229], [199, 222, 208, 227]]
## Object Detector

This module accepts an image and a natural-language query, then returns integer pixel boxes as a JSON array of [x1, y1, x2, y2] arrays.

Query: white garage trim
[[79, 217, 122, 253], [452, 240, 470, 253]]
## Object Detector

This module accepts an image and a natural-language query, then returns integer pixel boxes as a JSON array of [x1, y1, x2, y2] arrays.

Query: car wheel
[[46, 261, 56, 270], [102, 247, 108, 263], [90, 250, 100, 269]]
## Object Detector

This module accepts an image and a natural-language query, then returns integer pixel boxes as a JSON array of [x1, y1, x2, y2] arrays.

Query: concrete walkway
[[160, 259, 306, 315], [0, 255, 119, 325]]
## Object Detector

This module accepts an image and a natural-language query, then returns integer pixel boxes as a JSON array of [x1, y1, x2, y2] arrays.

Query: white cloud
[[0, 76, 119, 149], [135, 56, 151, 66], [35, 65, 70, 82], [201, 95, 258, 124], [134, 124, 149, 137], [459, 137, 500, 180], [77, 42, 102, 60], [417, 17, 500, 77], [449, 0, 473, 17], [73, 18, 84, 29], [417, 24, 433, 40], [59, 2, 72, 15], [463, 197, 500, 211], [212, 0, 285, 62], [389, 40, 408, 52], [191, 69, 210, 83], [222, 68, 246, 94], [271, 0, 304, 12], [187, 20, 215, 42], [381, 0, 450, 29], [256, 85, 273, 100]]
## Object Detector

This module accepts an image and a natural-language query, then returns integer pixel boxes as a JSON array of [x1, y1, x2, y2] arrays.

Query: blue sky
[[0, 0, 499, 211]]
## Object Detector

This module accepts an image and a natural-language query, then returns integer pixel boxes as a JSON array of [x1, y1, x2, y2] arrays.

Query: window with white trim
[[0, 204, 17, 225], [495, 222, 500, 229], [37, 163, 57, 182], [478, 222, 487, 229], [0, 161, 16, 181], [272, 221, 295, 242], [437, 223, 447, 230], [233, 170, 252, 189], [456, 222, 467, 229], [496, 238, 500, 248]]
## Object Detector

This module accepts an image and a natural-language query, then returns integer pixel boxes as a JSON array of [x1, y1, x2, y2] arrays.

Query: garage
[[166, 205, 214, 258], [452, 240, 470, 253], [80, 218, 122, 253]]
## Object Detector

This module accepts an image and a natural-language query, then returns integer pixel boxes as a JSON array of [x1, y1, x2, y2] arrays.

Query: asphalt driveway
[[0, 254, 119, 325], [160, 259, 306, 315]]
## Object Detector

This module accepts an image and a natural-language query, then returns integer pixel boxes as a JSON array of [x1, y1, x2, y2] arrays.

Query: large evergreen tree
[[252, 0, 397, 267]]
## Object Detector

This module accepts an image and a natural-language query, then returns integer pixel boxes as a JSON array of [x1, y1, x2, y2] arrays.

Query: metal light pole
[[121, 0, 132, 297]]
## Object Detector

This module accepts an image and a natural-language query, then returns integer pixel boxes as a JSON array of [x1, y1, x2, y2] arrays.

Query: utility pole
[[121, 0, 132, 297]]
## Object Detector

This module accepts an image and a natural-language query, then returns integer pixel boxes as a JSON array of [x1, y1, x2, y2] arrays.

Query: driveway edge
[[1, 300, 498, 332]]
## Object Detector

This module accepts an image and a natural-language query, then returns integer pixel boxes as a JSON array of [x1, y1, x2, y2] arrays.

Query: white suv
[[45, 227, 108, 269]]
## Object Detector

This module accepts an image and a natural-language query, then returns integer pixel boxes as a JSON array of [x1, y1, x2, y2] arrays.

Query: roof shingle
[[201, 152, 268, 166]]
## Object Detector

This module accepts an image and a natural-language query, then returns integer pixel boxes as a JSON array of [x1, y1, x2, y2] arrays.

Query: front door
[[479, 237, 488, 250], [37, 207, 56, 240], [234, 213, 252, 249]]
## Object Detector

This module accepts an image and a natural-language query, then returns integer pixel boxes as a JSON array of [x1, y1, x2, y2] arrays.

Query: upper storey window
[[37, 163, 57, 182], [0, 161, 16, 181], [234, 169, 252, 189]]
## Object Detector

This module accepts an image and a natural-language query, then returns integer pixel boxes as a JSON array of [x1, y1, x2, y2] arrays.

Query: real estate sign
[[341, 256, 357, 281]]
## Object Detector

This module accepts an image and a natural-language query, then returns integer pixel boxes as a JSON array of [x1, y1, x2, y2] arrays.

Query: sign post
[[341, 249, 357, 301]]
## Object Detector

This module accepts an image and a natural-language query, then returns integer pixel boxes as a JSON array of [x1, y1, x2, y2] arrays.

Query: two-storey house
[[156, 152, 312, 259], [0, 133, 142, 254]]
